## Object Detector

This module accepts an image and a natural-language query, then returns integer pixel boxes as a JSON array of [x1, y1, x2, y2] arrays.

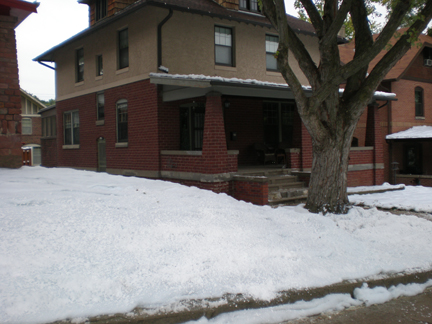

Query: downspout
[[37, 61, 55, 71], [157, 9, 173, 73]]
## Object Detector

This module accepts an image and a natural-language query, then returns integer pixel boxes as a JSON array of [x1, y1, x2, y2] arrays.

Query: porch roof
[[386, 126, 432, 141], [150, 73, 397, 103]]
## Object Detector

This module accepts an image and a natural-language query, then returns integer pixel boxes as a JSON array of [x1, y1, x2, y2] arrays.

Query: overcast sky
[[15, 0, 297, 101]]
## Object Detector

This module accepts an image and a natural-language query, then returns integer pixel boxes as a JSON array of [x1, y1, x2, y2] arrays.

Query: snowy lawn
[[1, 167, 432, 324]]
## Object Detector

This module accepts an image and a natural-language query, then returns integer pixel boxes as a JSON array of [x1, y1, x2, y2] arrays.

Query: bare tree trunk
[[304, 103, 357, 214]]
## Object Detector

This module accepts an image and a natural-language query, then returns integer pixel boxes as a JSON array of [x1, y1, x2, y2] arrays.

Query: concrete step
[[268, 181, 305, 191], [269, 187, 308, 201]]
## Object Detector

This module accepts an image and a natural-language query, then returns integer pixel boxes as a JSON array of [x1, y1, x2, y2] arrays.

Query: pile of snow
[[185, 280, 432, 323], [347, 182, 405, 194], [1, 167, 432, 324], [350, 185, 432, 213]]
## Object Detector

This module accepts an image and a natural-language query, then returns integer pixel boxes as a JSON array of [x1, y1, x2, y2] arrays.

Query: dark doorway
[[97, 137, 106, 172]]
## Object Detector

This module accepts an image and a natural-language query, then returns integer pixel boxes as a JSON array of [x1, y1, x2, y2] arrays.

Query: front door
[[97, 137, 106, 172]]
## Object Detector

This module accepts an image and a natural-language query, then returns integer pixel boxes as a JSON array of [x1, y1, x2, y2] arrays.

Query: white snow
[[386, 125, 432, 139], [1, 167, 432, 324], [350, 185, 432, 213], [149, 73, 396, 98], [347, 182, 405, 193], [185, 280, 432, 324]]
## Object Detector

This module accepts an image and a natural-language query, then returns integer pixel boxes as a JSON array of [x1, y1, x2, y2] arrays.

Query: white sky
[[14, 0, 296, 101]]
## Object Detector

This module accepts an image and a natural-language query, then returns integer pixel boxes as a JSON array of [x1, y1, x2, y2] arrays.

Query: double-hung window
[[64, 111, 80, 145], [239, 0, 259, 11], [96, 55, 103, 76], [95, 0, 107, 21], [22, 118, 32, 135], [415, 87, 424, 117], [116, 100, 128, 143], [215, 26, 233, 66], [97, 92, 105, 120], [118, 28, 129, 70], [76, 48, 84, 83], [266, 35, 279, 71]]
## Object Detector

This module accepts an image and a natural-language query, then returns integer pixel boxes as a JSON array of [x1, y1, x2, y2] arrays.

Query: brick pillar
[[202, 92, 228, 174], [365, 103, 384, 185], [0, 15, 22, 168], [301, 123, 313, 170]]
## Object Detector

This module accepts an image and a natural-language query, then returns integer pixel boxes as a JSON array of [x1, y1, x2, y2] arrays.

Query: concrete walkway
[[284, 286, 432, 324]]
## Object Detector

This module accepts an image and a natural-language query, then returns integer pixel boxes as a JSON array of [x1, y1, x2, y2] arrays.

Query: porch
[[153, 73, 392, 204]]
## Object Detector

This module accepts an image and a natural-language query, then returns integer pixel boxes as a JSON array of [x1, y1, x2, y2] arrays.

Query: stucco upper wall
[[161, 10, 317, 85], [55, 7, 160, 100], [54, 6, 319, 101]]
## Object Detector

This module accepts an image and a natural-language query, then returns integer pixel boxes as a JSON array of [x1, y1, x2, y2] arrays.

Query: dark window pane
[[118, 29, 129, 69], [97, 93, 105, 120], [76, 48, 84, 82], [96, 55, 103, 76], [117, 101, 128, 142]]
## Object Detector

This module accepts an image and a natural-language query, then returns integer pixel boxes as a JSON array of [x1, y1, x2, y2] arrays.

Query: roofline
[[34, 1, 325, 63], [20, 88, 47, 109], [1, 0, 38, 12]]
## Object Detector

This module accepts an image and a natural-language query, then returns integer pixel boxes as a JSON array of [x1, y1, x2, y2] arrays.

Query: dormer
[[78, 0, 136, 26], [214, 0, 239, 11]]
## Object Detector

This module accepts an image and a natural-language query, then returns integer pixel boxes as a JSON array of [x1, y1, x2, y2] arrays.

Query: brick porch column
[[365, 103, 384, 185], [0, 15, 22, 168], [202, 91, 228, 174]]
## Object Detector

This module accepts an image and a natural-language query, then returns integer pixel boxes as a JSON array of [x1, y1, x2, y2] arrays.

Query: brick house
[[20, 88, 46, 166], [0, 0, 37, 168], [340, 30, 432, 187], [34, 0, 390, 204]]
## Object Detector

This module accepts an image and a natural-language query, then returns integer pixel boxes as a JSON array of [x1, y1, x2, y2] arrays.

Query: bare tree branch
[[321, 0, 353, 45], [299, 0, 324, 37]]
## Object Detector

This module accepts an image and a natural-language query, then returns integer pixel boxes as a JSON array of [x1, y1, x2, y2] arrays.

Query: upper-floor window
[[22, 118, 32, 135], [76, 48, 84, 83], [117, 100, 128, 143], [215, 26, 234, 66], [415, 87, 424, 117], [118, 28, 129, 70], [266, 35, 279, 71], [95, 0, 107, 21], [424, 47, 432, 66], [96, 55, 103, 76], [239, 0, 260, 11], [64, 110, 80, 145], [42, 115, 56, 138], [21, 97, 40, 115], [97, 92, 105, 120]]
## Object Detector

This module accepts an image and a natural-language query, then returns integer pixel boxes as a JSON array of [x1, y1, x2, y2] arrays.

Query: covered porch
[[386, 126, 432, 187], [151, 73, 394, 204]]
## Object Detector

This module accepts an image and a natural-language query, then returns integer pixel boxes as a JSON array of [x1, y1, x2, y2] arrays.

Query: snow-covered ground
[[1, 167, 432, 324], [349, 183, 432, 213]]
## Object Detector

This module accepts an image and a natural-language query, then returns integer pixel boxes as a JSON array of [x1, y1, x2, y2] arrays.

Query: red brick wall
[[0, 15, 21, 168], [161, 154, 237, 174], [232, 180, 268, 205], [56, 79, 160, 171], [403, 49, 432, 81], [41, 138, 58, 167]]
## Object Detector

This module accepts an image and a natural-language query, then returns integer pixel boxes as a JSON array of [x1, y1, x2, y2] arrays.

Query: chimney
[[214, 0, 239, 10]]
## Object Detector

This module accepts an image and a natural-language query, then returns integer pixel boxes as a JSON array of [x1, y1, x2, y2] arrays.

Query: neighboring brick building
[[0, 0, 37, 168], [20, 88, 46, 166], [341, 29, 432, 187], [34, 0, 390, 204]]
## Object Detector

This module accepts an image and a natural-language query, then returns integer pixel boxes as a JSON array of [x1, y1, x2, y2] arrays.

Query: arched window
[[116, 99, 128, 143], [415, 87, 424, 117]]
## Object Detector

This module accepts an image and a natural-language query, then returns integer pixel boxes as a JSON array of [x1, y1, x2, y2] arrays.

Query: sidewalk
[[56, 270, 432, 324], [285, 286, 432, 324]]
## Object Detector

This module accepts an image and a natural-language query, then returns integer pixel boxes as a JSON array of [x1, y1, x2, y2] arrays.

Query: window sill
[[115, 142, 128, 148], [266, 70, 281, 76], [63, 144, 80, 149], [415, 116, 425, 120], [116, 67, 129, 75], [96, 120, 105, 126], [95, 75, 103, 81], [75, 81, 84, 87], [215, 65, 236, 72]]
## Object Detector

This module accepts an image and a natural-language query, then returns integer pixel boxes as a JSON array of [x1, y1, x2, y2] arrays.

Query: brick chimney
[[214, 0, 239, 10], [80, 0, 136, 26]]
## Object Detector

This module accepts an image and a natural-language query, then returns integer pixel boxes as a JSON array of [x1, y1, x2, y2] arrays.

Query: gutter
[[157, 8, 173, 73]]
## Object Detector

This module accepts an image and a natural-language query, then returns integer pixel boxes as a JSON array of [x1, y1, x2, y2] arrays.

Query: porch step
[[268, 187, 308, 204]]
